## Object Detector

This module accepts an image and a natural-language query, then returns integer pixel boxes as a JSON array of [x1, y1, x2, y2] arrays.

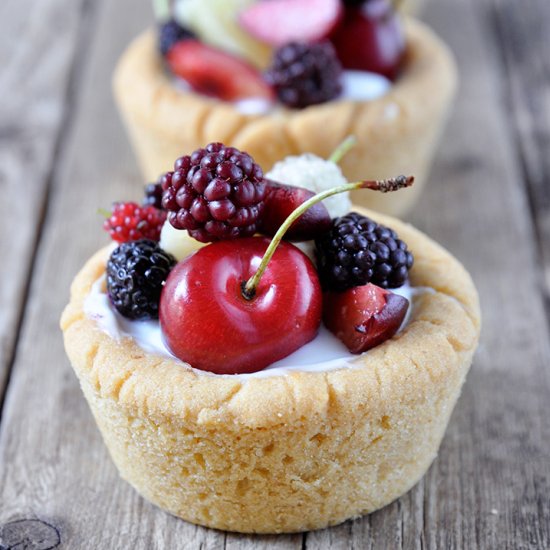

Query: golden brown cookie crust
[[61, 209, 480, 533], [113, 20, 457, 216]]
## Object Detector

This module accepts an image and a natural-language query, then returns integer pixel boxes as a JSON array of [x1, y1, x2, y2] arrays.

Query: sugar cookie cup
[[113, 20, 457, 217], [61, 208, 480, 533]]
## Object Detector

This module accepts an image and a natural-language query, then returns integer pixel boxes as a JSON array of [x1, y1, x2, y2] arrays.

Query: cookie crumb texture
[[61, 209, 480, 533]]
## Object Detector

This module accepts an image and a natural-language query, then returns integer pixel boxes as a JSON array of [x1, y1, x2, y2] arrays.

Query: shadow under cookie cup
[[61, 208, 480, 534], [113, 19, 457, 218]]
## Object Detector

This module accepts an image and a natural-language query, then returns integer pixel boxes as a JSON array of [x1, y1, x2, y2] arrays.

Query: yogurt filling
[[84, 277, 433, 380], [173, 70, 391, 116]]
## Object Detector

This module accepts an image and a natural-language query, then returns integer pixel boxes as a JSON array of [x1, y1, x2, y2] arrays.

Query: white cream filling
[[84, 277, 433, 380], [172, 70, 391, 116]]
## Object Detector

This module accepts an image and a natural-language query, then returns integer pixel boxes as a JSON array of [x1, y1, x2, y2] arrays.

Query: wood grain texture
[[489, 0, 550, 318], [0, 0, 549, 548], [0, 0, 89, 406]]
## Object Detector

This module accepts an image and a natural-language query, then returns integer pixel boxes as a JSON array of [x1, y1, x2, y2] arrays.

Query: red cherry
[[330, 0, 406, 81], [166, 40, 275, 101], [239, 0, 343, 47], [323, 283, 409, 353], [260, 180, 332, 242], [160, 238, 322, 374]]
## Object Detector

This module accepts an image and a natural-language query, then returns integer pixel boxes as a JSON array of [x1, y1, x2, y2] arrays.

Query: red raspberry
[[160, 142, 267, 243], [103, 202, 167, 243]]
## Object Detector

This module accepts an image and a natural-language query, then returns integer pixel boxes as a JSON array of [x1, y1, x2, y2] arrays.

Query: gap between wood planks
[[488, 0, 550, 333], [0, 0, 101, 425]]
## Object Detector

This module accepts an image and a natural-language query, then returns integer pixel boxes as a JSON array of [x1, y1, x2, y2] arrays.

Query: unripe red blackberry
[[161, 143, 267, 242], [315, 212, 413, 291], [264, 42, 342, 109], [103, 202, 166, 243]]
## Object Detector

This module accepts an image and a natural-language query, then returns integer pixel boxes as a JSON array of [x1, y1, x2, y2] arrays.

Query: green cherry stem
[[98, 207, 111, 218], [328, 135, 357, 165], [242, 175, 414, 300]]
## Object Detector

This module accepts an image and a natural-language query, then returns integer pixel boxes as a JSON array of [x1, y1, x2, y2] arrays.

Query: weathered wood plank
[[415, 1, 550, 548], [490, 0, 550, 320], [0, 0, 89, 407]]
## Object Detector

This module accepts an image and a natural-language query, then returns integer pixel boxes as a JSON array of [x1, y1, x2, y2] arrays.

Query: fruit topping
[[261, 180, 331, 241], [239, 0, 343, 47], [159, 171, 412, 374], [173, 0, 272, 68], [330, 0, 406, 81], [160, 142, 267, 242], [166, 40, 275, 101], [315, 211, 414, 291], [143, 182, 164, 209], [265, 153, 351, 218], [103, 202, 167, 243], [158, 19, 196, 56], [264, 42, 342, 109], [107, 239, 176, 320], [160, 238, 322, 374], [323, 283, 409, 353]]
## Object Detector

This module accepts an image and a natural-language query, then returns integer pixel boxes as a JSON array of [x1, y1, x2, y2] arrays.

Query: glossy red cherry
[[330, 0, 406, 81], [160, 238, 322, 374], [260, 179, 332, 242], [323, 283, 409, 353]]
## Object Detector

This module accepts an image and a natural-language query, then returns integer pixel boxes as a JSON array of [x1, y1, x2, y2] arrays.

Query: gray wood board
[[490, 0, 550, 318], [0, 0, 90, 408], [0, 0, 549, 548]]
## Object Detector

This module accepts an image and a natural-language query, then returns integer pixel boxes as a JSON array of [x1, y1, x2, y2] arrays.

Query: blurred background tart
[[113, 0, 457, 216]]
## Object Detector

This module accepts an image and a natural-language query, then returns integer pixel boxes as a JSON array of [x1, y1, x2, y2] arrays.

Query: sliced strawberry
[[260, 179, 332, 242], [166, 40, 275, 101], [239, 0, 343, 47], [323, 284, 409, 353]]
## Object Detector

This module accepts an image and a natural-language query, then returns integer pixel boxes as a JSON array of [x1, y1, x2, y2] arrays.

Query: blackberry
[[161, 142, 267, 242], [143, 182, 164, 209], [315, 212, 414, 291], [159, 19, 195, 56], [106, 239, 176, 320], [264, 42, 342, 109]]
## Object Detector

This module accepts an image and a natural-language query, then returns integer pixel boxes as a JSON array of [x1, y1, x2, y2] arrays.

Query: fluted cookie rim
[[61, 208, 481, 430], [112, 18, 457, 149]]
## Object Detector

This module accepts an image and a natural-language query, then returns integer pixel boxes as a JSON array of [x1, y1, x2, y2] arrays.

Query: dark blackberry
[[161, 142, 266, 242], [106, 239, 176, 320], [264, 42, 342, 109], [159, 19, 195, 56], [143, 182, 164, 209], [315, 212, 414, 291]]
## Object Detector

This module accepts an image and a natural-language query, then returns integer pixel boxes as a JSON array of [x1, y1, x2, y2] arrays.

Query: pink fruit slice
[[166, 40, 275, 101], [323, 283, 409, 353], [261, 179, 332, 241], [239, 0, 343, 46]]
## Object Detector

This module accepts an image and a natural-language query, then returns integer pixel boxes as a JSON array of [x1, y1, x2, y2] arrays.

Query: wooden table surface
[[1, 0, 549, 548]]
